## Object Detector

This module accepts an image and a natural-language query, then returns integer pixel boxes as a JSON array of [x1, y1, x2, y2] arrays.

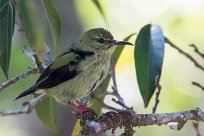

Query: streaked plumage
[[16, 28, 132, 105]]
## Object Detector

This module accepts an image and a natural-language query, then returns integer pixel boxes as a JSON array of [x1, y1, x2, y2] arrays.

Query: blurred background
[[0, 0, 204, 135]]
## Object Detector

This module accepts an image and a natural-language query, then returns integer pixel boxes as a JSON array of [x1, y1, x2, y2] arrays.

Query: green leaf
[[91, 0, 105, 20], [72, 33, 134, 135], [0, 0, 15, 78], [35, 97, 58, 132], [41, 0, 61, 49], [134, 24, 164, 107], [17, 1, 45, 56]]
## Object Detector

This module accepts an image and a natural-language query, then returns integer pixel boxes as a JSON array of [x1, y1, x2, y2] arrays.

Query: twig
[[0, 67, 39, 92], [165, 37, 204, 71], [190, 44, 204, 59], [0, 93, 47, 116], [193, 122, 201, 136], [91, 94, 121, 112], [78, 108, 204, 136], [152, 75, 162, 113], [110, 59, 117, 89], [43, 44, 52, 66], [109, 59, 131, 111], [21, 46, 45, 72], [192, 81, 204, 91], [32, 52, 45, 72], [112, 98, 132, 112]]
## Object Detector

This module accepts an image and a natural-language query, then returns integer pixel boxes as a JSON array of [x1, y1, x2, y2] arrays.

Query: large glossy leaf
[[135, 24, 164, 107], [17, 1, 45, 56], [35, 97, 58, 132], [0, 0, 15, 78], [72, 33, 135, 135], [41, 0, 61, 48]]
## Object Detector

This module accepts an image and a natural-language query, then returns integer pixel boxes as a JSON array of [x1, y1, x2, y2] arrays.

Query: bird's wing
[[15, 47, 95, 100], [35, 47, 95, 89], [15, 51, 79, 100], [35, 51, 78, 89]]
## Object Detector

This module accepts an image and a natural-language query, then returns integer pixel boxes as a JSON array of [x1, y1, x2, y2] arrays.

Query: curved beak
[[112, 40, 133, 46], [108, 40, 133, 48]]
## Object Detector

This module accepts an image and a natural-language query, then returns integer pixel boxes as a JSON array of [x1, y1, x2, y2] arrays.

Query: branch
[[165, 37, 204, 71], [0, 93, 47, 116], [110, 59, 117, 89], [0, 47, 47, 92], [21, 46, 45, 72], [0, 67, 39, 92], [193, 122, 202, 136], [109, 59, 132, 111], [91, 94, 122, 112], [190, 44, 204, 59], [192, 81, 204, 91], [152, 75, 162, 113], [78, 108, 204, 136], [32, 52, 45, 72]]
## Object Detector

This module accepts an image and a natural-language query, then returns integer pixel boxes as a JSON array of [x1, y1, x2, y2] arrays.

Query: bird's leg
[[68, 100, 96, 118]]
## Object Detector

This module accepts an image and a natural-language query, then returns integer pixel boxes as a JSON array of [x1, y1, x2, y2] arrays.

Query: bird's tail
[[15, 86, 37, 100]]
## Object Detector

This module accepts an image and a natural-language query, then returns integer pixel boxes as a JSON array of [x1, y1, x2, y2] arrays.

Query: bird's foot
[[68, 101, 96, 118]]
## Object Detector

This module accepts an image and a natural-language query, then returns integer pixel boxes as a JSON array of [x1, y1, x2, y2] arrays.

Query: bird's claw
[[68, 101, 96, 119]]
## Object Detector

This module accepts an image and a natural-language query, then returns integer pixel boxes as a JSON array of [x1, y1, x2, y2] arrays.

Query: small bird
[[16, 28, 133, 109]]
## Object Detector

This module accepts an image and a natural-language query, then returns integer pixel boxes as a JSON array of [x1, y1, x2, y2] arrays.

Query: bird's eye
[[97, 38, 105, 43]]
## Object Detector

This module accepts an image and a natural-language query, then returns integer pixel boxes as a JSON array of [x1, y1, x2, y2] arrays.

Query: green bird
[[16, 28, 133, 107]]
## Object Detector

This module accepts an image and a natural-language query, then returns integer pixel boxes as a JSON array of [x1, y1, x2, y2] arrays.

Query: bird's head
[[76, 28, 133, 55]]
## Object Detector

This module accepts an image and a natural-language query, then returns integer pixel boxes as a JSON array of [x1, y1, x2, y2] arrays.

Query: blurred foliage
[[41, 0, 61, 51], [16, 0, 45, 56], [35, 97, 58, 133]]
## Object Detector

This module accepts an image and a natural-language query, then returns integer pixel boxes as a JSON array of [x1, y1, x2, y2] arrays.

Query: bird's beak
[[113, 40, 133, 46], [108, 40, 133, 48]]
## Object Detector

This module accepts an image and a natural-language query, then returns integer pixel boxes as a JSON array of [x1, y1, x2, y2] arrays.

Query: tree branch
[[165, 37, 204, 71], [152, 75, 162, 113], [192, 81, 204, 91], [0, 93, 47, 116], [193, 121, 201, 136], [0, 47, 47, 92], [190, 44, 204, 59], [91, 94, 122, 112], [109, 59, 132, 111], [0, 67, 39, 92], [78, 108, 204, 136]]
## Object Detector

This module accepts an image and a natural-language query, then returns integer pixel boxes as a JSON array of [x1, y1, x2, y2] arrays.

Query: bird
[[16, 28, 133, 112]]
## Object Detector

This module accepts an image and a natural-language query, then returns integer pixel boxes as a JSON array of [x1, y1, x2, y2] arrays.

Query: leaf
[[41, 0, 61, 48], [72, 33, 134, 135], [134, 24, 164, 107], [35, 97, 58, 132], [91, 0, 106, 20], [17, 1, 45, 56], [0, 0, 15, 78]]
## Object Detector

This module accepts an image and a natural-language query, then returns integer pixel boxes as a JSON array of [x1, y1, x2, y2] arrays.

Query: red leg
[[68, 100, 96, 118]]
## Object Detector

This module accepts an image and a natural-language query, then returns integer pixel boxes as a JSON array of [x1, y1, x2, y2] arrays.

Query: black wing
[[15, 48, 94, 100], [35, 61, 77, 89]]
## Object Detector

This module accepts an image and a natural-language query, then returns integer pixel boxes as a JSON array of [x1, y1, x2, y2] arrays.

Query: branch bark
[[0, 67, 39, 92], [0, 93, 47, 116], [165, 37, 204, 71], [78, 108, 204, 136], [192, 81, 204, 91], [152, 75, 162, 113]]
